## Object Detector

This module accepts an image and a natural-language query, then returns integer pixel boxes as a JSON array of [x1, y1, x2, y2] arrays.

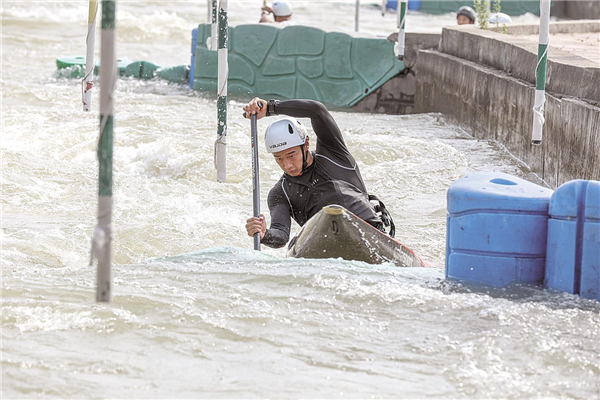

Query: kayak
[[287, 205, 425, 267]]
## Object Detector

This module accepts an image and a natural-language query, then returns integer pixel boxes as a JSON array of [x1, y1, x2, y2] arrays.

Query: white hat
[[272, 1, 293, 17], [265, 118, 307, 153]]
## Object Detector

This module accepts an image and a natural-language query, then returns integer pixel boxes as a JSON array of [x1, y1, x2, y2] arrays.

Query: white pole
[[206, 0, 211, 22], [531, 0, 551, 145], [395, 0, 407, 61], [355, 0, 360, 32], [215, 0, 228, 182], [91, 0, 116, 303], [82, 0, 98, 112]]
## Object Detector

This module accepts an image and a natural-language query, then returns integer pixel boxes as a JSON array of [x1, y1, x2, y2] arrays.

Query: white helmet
[[272, 1, 293, 17], [489, 12, 512, 24], [265, 117, 307, 153]]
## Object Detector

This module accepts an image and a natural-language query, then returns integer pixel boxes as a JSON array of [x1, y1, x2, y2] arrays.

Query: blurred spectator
[[457, 6, 476, 25], [260, 1, 295, 26]]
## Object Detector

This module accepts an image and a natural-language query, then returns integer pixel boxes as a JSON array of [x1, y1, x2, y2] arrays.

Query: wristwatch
[[266, 99, 280, 117]]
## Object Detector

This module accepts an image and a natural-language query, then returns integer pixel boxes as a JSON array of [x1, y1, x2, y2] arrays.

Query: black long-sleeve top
[[261, 99, 382, 248]]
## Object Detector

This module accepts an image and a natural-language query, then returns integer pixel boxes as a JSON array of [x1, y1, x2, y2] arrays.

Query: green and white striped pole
[[210, 0, 218, 50], [215, 0, 228, 182], [355, 0, 360, 32], [82, 0, 98, 111], [90, 0, 116, 303], [531, 0, 551, 145], [395, 0, 407, 61]]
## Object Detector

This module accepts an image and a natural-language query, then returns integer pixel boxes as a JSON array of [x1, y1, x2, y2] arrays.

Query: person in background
[[456, 6, 476, 25], [260, 1, 295, 26]]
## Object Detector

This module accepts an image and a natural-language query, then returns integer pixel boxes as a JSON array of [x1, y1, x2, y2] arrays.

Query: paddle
[[249, 102, 263, 250]]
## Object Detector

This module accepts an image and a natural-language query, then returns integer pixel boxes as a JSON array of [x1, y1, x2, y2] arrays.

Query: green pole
[[531, 0, 551, 145], [210, 0, 218, 50], [215, 0, 228, 182], [91, 0, 116, 302]]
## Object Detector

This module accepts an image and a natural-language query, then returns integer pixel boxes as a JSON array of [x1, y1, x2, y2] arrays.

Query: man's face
[[457, 15, 473, 25], [273, 143, 307, 176]]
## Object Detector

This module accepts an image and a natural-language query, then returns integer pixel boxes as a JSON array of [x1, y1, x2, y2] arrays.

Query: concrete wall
[[552, 1, 600, 19], [415, 49, 600, 187], [353, 33, 440, 114], [439, 23, 600, 104]]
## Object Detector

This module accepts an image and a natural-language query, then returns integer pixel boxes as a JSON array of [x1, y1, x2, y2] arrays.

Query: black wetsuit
[[261, 99, 382, 248]]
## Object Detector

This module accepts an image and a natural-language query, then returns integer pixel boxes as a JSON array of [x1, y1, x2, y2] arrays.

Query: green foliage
[[492, 0, 502, 14], [473, 0, 490, 30], [493, 0, 502, 30]]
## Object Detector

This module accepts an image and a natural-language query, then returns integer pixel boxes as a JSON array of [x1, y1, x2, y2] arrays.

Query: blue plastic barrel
[[408, 0, 422, 10], [387, 0, 421, 11], [545, 180, 600, 301], [446, 172, 554, 287], [190, 28, 198, 89]]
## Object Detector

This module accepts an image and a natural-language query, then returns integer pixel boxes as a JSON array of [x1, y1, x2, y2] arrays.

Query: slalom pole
[[210, 0, 218, 50], [82, 0, 98, 111], [90, 0, 116, 303], [531, 0, 551, 145], [215, 0, 228, 182], [250, 108, 262, 251], [355, 0, 360, 32], [206, 0, 211, 22], [395, 0, 407, 61]]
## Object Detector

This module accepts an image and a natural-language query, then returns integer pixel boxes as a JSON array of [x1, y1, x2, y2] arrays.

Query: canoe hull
[[287, 205, 424, 268]]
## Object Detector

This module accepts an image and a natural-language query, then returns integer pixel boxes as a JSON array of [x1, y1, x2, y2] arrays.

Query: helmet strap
[[299, 144, 308, 176]]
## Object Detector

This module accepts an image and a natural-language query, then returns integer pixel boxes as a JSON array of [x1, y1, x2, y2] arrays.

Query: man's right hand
[[243, 97, 268, 120], [246, 214, 267, 239]]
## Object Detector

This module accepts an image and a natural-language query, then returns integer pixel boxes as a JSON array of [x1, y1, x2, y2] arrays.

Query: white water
[[2, 1, 598, 399]]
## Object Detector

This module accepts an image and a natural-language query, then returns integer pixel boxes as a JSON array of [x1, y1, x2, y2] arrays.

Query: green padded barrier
[[55, 56, 132, 78], [419, 0, 542, 16], [193, 23, 404, 107], [297, 57, 323, 79], [156, 65, 189, 84], [324, 33, 353, 79], [124, 61, 160, 80]]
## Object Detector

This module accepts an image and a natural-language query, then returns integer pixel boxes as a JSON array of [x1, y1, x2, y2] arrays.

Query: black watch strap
[[266, 99, 279, 117]]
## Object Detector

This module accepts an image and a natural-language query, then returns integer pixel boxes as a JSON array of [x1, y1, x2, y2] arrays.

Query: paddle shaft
[[251, 112, 261, 251]]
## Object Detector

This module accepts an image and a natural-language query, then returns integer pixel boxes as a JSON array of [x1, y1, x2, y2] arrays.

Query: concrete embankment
[[414, 21, 600, 188], [353, 32, 440, 114]]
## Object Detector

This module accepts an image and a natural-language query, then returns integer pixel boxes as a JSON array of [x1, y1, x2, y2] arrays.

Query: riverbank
[[413, 20, 600, 188]]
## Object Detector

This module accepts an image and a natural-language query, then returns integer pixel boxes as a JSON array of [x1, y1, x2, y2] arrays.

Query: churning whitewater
[[2, 1, 598, 399]]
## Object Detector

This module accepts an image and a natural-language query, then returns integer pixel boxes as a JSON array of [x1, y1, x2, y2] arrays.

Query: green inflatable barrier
[[192, 23, 405, 107], [55, 56, 133, 78]]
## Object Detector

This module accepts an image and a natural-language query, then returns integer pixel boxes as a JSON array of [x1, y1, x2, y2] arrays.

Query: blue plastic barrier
[[386, 1, 422, 11], [545, 180, 600, 301], [446, 172, 554, 287], [190, 28, 198, 89], [408, 0, 422, 10]]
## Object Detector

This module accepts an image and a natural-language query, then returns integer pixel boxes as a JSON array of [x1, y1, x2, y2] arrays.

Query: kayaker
[[259, 1, 295, 26], [456, 6, 476, 25], [243, 98, 394, 248]]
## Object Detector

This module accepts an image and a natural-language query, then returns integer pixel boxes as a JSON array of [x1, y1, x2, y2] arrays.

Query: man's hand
[[243, 97, 268, 120], [246, 214, 267, 239]]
